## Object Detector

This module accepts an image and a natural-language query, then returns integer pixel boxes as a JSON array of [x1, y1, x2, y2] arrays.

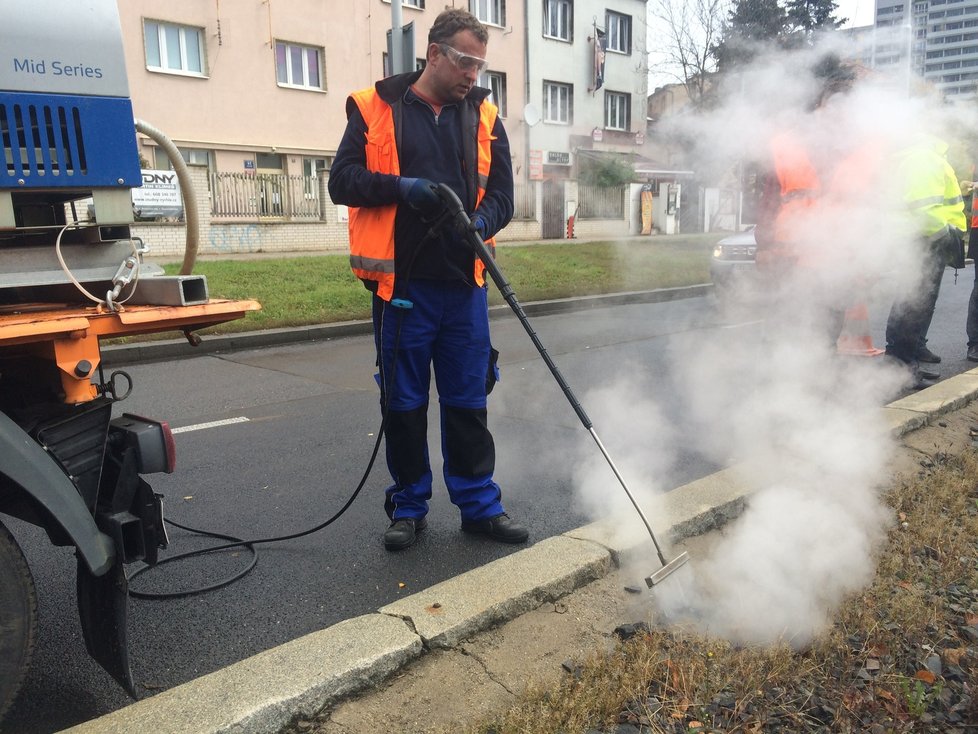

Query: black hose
[[127, 219, 439, 600]]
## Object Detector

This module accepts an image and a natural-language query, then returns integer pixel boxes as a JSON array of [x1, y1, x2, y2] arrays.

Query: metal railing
[[210, 172, 321, 219], [578, 184, 626, 219]]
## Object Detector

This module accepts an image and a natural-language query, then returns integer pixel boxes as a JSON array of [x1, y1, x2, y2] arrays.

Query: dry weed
[[463, 450, 978, 734]]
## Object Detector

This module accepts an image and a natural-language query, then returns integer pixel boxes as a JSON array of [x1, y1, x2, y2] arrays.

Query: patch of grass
[[457, 450, 978, 733], [150, 237, 713, 337]]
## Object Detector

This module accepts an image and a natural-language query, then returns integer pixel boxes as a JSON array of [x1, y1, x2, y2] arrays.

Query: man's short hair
[[428, 8, 489, 46]]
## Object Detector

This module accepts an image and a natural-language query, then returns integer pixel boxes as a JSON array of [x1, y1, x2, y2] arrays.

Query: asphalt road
[[3, 267, 977, 733]]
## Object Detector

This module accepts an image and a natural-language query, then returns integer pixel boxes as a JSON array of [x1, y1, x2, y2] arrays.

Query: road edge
[[60, 367, 978, 734]]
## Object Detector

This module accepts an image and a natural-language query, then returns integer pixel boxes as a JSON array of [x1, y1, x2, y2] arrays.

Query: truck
[[0, 0, 259, 720]]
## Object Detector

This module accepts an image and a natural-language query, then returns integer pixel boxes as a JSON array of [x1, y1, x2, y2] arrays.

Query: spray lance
[[431, 183, 688, 588]]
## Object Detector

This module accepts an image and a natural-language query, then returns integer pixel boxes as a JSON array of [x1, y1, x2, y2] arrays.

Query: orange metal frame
[[0, 300, 261, 404]]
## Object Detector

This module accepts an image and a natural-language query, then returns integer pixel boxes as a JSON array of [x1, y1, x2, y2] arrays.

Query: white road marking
[[171, 416, 250, 434]]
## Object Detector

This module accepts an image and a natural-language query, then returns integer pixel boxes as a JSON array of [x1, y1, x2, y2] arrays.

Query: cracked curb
[[63, 309, 978, 733]]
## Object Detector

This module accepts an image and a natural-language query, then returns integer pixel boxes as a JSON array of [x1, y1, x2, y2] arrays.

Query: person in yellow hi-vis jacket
[[884, 133, 967, 388]]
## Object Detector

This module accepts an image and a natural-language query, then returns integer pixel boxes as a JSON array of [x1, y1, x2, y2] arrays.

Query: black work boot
[[461, 513, 529, 544], [918, 345, 942, 363], [384, 517, 427, 551]]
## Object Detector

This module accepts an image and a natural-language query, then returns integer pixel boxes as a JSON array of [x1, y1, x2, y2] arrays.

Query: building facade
[[117, 0, 649, 189], [525, 0, 649, 181], [875, 0, 978, 98]]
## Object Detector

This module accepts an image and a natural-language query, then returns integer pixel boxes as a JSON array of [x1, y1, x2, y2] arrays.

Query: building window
[[303, 157, 330, 197], [480, 71, 508, 117], [144, 20, 205, 75], [604, 91, 630, 130], [606, 11, 632, 54], [543, 81, 572, 124], [544, 0, 573, 41], [404, 0, 425, 6], [472, 0, 505, 26], [154, 147, 212, 171], [275, 41, 323, 90]]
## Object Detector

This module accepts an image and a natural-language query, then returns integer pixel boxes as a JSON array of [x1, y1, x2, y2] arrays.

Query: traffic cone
[[836, 301, 884, 357]]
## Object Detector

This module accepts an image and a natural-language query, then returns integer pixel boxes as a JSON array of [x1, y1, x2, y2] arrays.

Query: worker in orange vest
[[328, 9, 528, 551], [754, 56, 876, 351]]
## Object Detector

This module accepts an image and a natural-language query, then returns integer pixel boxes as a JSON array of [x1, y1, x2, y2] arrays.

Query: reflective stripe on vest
[[347, 87, 498, 301]]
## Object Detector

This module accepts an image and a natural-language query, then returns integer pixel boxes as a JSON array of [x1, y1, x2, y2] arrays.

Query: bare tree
[[648, 0, 729, 105]]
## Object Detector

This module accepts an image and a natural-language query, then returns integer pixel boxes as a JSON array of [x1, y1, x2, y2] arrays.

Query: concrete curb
[[100, 284, 713, 366], [64, 309, 978, 734], [63, 369, 978, 734]]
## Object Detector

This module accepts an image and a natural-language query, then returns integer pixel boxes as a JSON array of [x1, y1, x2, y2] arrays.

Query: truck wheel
[[0, 519, 37, 722]]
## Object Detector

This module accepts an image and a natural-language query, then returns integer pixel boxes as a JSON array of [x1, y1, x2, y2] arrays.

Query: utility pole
[[391, 0, 404, 75]]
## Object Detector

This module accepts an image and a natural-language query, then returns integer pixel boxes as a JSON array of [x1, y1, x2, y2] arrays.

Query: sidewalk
[[62, 358, 978, 733]]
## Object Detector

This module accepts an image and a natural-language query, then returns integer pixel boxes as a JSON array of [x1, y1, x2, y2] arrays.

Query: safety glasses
[[438, 44, 489, 74]]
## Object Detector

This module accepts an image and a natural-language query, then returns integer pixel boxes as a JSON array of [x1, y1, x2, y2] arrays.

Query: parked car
[[710, 227, 759, 307]]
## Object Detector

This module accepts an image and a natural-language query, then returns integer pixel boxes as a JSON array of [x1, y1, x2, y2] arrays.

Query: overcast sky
[[837, 0, 875, 28]]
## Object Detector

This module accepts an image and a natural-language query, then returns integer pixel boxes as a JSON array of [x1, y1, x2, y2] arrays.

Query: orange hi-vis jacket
[[346, 85, 498, 302], [756, 129, 881, 270]]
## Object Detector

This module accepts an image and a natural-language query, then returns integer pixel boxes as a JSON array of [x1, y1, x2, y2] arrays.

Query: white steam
[[573, 37, 978, 646]]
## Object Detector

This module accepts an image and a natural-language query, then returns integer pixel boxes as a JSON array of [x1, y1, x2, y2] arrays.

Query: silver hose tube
[[134, 119, 199, 275]]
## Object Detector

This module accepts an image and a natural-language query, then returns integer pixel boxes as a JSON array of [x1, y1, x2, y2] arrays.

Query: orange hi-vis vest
[[769, 131, 821, 249], [346, 86, 498, 302], [763, 130, 881, 269]]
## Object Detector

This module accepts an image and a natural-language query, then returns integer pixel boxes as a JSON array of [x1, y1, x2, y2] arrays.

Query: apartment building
[[118, 1, 523, 183], [117, 0, 649, 190], [526, 0, 649, 181], [875, 0, 978, 98]]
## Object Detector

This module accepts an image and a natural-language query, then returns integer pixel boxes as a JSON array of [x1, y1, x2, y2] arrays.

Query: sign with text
[[546, 150, 571, 166], [132, 170, 183, 218], [529, 149, 543, 180]]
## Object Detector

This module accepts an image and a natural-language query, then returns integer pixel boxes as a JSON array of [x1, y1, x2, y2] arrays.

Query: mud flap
[[76, 556, 136, 697]]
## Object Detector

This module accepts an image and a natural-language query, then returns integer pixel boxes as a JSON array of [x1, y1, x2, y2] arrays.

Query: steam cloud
[[575, 34, 978, 646]]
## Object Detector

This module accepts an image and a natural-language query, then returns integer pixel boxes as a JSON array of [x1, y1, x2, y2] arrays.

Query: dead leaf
[[914, 669, 937, 685], [865, 658, 881, 671], [897, 581, 913, 590], [966, 613, 978, 626], [876, 688, 897, 703], [944, 647, 968, 665], [898, 511, 907, 522], [398, 582, 406, 589]]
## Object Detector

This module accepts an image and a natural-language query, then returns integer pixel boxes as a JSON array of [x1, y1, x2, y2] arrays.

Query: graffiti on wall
[[209, 224, 262, 253]]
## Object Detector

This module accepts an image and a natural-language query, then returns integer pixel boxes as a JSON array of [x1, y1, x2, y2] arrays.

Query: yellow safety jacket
[[346, 84, 498, 302], [896, 135, 966, 237]]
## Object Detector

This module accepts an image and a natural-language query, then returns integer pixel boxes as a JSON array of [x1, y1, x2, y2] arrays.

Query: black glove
[[397, 177, 440, 217], [934, 226, 965, 269]]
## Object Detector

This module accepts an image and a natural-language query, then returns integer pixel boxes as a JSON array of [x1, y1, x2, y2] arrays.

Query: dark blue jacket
[[328, 71, 514, 286]]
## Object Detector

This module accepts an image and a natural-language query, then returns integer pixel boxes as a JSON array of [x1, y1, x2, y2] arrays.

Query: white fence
[[210, 173, 320, 219]]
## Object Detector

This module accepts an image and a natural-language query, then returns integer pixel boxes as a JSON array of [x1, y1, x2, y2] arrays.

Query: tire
[[0, 519, 37, 723]]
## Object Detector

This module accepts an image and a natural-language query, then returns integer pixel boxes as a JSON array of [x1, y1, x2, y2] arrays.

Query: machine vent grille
[[1, 100, 88, 179]]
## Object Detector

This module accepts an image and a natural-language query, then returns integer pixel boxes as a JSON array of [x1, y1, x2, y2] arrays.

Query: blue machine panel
[[0, 91, 141, 190]]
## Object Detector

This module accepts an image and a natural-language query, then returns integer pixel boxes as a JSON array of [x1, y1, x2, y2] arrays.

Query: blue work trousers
[[373, 280, 503, 523]]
